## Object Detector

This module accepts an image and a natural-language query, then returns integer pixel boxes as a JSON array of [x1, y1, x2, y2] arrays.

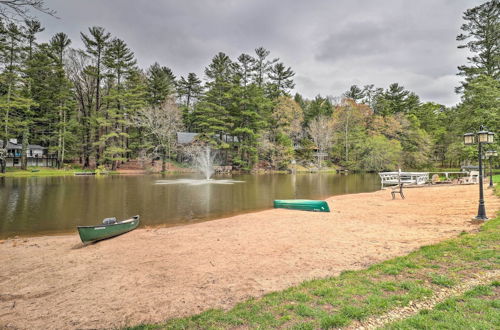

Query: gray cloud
[[37, 0, 482, 106]]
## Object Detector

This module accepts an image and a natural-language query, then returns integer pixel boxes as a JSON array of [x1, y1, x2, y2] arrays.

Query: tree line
[[0, 0, 498, 173]]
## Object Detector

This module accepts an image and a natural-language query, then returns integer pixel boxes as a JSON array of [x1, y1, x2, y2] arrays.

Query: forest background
[[0, 0, 498, 173]]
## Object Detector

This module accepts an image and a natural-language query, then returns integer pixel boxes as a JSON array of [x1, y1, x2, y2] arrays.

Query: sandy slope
[[0, 184, 498, 329]]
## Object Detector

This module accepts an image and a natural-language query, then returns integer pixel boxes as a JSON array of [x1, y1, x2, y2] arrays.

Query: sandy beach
[[0, 184, 499, 329]]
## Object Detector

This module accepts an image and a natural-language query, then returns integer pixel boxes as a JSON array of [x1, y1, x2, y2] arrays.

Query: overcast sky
[[37, 0, 482, 106]]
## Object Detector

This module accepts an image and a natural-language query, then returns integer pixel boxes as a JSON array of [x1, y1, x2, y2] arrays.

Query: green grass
[[0, 167, 120, 177], [127, 188, 500, 329], [381, 282, 500, 329], [493, 174, 500, 183], [0, 167, 80, 177]]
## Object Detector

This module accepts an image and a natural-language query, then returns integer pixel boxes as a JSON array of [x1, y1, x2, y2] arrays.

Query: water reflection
[[0, 173, 380, 238], [155, 179, 244, 185]]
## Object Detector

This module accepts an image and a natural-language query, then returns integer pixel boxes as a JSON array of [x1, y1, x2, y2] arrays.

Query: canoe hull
[[77, 216, 140, 243], [273, 200, 330, 212]]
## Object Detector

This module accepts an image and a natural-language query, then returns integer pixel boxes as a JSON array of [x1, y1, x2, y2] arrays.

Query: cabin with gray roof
[[1, 139, 56, 167]]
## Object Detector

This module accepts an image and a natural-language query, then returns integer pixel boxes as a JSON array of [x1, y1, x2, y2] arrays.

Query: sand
[[0, 184, 499, 329]]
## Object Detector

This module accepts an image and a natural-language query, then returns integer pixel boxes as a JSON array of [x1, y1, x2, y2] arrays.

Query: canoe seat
[[102, 217, 117, 225]]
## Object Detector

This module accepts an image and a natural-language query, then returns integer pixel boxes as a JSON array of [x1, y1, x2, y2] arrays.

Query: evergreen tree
[[100, 37, 137, 169], [457, 0, 500, 91], [374, 83, 420, 115], [230, 53, 268, 169], [177, 72, 202, 131], [267, 62, 295, 98], [49, 32, 73, 167], [343, 85, 364, 102], [253, 46, 276, 88], [20, 19, 44, 169], [81, 26, 110, 165], [362, 84, 383, 109], [303, 95, 332, 125], [146, 62, 176, 105], [0, 22, 27, 172], [193, 52, 233, 146]]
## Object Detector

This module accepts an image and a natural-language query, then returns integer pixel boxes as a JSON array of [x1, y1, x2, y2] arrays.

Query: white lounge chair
[[460, 171, 479, 184]]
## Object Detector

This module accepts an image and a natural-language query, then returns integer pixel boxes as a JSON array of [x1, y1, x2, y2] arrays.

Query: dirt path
[[348, 269, 500, 330], [0, 184, 499, 329]]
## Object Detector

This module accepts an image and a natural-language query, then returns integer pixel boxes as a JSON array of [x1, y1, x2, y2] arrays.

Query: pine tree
[[49, 32, 72, 167], [81, 26, 110, 165], [146, 62, 176, 105], [253, 47, 276, 88], [18, 19, 44, 169], [303, 95, 332, 125], [229, 53, 268, 169], [193, 52, 233, 147], [177, 72, 202, 131], [374, 83, 420, 115], [267, 62, 295, 98], [457, 0, 500, 91], [0, 22, 27, 172], [100, 37, 137, 169], [343, 85, 364, 102]]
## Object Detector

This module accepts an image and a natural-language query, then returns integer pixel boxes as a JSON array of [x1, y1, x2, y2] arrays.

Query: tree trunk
[[61, 108, 66, 167], [21, 128, 28, 170], [162, 151, 166, 172], [0, 145, 6, 173], [57, 105, 63, 168], [3, 82, 12, 173]]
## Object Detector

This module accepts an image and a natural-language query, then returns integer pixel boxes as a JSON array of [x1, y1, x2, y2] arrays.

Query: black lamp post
[[463, 126, 495, 221], [485, 150, 498, 188]]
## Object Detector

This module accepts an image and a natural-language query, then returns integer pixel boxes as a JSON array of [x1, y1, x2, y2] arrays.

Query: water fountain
[[194, 146, 216, 180], [155, 146, 243, 186]]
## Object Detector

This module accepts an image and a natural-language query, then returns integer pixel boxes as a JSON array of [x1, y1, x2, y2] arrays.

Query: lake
[[0, 173, 380, 238]]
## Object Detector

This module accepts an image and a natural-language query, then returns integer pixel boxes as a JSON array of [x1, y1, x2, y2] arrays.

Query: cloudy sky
[[37, 0, 482, 106]]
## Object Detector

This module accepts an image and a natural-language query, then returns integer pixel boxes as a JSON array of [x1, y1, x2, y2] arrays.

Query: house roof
[[177, 132, 198, 144], [176, 132, 240, 145], [0, 140, 46, 150]]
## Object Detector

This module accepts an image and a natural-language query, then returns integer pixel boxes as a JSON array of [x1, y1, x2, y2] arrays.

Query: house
[[176, 132, 239, 145], [1, 139, 56, 167]]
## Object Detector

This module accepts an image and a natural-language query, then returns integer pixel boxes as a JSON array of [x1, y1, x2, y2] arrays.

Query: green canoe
[[273, 200, 330, 212], [77, 215, 140, 243]]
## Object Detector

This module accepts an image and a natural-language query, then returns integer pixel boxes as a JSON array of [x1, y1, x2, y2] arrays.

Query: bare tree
[[65, 48, 97, 168], [0, 0, 56, 22], [132, 98, 183, 172], [307, 115, 334, 168]]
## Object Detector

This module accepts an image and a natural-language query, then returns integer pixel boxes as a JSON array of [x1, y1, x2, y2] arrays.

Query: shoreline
[[2, 182, 482, 240], [0, 176, 381, 240], [1, 184, 499, 329]]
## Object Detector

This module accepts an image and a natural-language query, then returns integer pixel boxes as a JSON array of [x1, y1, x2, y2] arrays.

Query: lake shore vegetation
[[0, 1, 498, 174]]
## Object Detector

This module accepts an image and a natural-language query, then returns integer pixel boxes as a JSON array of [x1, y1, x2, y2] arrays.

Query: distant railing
[[213, 165, 232, 173], [378, 172, 429, 188]]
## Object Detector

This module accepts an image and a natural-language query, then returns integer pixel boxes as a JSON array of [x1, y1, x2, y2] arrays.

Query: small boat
[[77, 215, 140, 243], [273, 200, 330, 212]]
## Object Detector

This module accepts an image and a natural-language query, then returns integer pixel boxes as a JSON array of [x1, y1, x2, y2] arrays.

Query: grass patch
[[0, 167, 119, 177], [0, 167, 76, 177], [128, 188, 500, 329], [430, 273, 455, 288], [0, 167, 93, 177], [381, 282, 500, 329]]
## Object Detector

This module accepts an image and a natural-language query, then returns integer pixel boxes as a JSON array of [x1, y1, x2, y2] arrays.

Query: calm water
[[0, 173, 380, 238]]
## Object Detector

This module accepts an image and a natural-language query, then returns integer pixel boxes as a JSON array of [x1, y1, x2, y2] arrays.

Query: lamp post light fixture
[[485, 150, 498, 188], [463, 126, 495, 221]]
